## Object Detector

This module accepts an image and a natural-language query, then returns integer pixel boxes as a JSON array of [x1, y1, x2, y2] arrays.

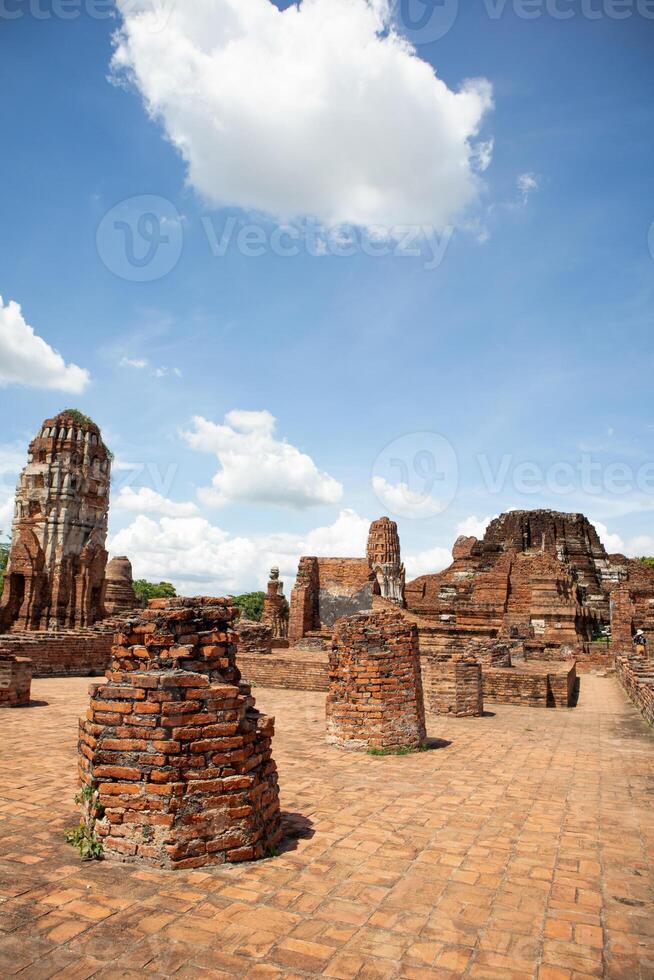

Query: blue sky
[[1, 0, 653, 594]]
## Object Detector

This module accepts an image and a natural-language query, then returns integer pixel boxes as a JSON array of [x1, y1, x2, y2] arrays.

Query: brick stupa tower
[[79, 597, 282, 868], [0, 410, 110, 632], [367, 517, 405, 605]]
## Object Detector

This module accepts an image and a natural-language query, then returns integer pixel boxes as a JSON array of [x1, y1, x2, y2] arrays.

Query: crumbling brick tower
[[327, 611, 426, 750], [104, 556, 138, 616], [367, 517, 405, 605], [0, 410, 110, 632], [79, 597, 282, 868], [261, 566, 289, 639]]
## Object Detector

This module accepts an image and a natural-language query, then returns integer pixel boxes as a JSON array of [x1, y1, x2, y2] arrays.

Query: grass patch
[[367, 743, 433, 757]]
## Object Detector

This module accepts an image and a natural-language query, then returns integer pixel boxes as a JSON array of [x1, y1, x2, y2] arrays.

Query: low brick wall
[[238, 650, 329, 691], [0, 655, 32, 707], [615, 655, 654, 727], [483, 662, 576, 708], [0, 629, 113, 678]]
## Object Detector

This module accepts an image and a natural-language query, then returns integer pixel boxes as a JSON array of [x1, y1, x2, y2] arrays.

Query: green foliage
[[133, 579, 177, 604], [367, 744, 432, 757], [65, 785, 104, 861], [62, 408, 96, 427], [0, 532, 9, 595], [231, 591, 266, 622], [638, 557, 654, 569]]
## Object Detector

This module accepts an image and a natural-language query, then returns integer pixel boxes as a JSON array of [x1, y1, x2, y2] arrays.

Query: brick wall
[[615, 655, 654, 727], [0, 629, 113, 678], [238, 651, 329, 691], [483, 663, 576, 708], [235, 621, 273, 655]]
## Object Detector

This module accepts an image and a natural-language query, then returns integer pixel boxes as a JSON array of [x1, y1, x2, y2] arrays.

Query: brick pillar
[[327, 612, 426, 751], [78, 597, 281, 869], [428, 653, 484, 717], [0, 655, 32, 708]]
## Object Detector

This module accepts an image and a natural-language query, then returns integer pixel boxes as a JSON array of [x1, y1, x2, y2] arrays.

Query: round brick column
[[327, 612, 426, 750]]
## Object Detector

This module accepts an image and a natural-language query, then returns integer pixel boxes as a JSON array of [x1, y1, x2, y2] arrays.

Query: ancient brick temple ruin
[[288, 517, 406, 648], [327, 612, 426, 751], [0, 410, 110, 632], [261, 567, 289, 641], [104, 556, 138, 616], [79, 597, 281, 868]]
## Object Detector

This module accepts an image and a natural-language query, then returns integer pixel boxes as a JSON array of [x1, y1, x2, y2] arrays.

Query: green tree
[[0, 532, 10, 596], [133, 579, 177, 605], [638, 557, 654, 569], [231, 591, 266, 622]]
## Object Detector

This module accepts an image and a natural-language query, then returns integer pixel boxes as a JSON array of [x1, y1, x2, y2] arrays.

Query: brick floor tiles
[[0, 675, 652, 978]]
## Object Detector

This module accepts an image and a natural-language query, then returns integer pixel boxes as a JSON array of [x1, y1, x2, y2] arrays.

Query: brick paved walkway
[[0, 675, 652, 978]]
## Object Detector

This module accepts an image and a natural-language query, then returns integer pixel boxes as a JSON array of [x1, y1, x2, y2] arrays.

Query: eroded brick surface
[[0, 675, 653, 976], [79, 598, 281, 869]]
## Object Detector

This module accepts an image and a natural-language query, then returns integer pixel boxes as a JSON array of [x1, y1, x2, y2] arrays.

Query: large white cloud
[[112, 0, 493, 231], [0, 296, 90, 393], [115, 486, 199, 518], [181, 411, 343, 509], [404, 544, 452, 580], [109, 507, 370, 595]]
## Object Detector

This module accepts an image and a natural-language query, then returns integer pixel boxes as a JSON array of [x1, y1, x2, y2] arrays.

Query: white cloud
[[109, 507, 369, 595], [115, 486, 199, 518], [404, 544, 452, 580], [181, 411, 343, 509], [456, 514, 493, 539], [372, 475, 445, 518], [626, 535, 654, 557], [0, 494, 14, 532], [112, 0, 493, 231], [517, 172, 539, 205], [120, 357, 148, 369], [0, 296, 90, 393], [591, 520, 625, 555]]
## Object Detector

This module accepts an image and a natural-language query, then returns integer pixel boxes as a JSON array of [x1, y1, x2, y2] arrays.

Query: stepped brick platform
[[427, 653, 484, 717], [79, 598, 281, 869], [0, 654, 32, 707], [483, 660, 577, 708], [327, 612, 426, 751]]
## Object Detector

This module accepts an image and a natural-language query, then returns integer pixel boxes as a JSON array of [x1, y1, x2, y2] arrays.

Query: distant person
[[633, 629, 648, 658]]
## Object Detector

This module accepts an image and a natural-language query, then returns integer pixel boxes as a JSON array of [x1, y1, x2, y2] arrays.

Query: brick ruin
[[235, 619, 273, 655], [261, 567, 289, 642], [288, 517, 406, 648], [104, 556, 138, 617], [0, 411, 141, 677], [0, 410, 110, 632], [427, 653, 484, 718], [79, 597, 282, 869], [326, 612, 426, 750], [0, 654, 32, 708]]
